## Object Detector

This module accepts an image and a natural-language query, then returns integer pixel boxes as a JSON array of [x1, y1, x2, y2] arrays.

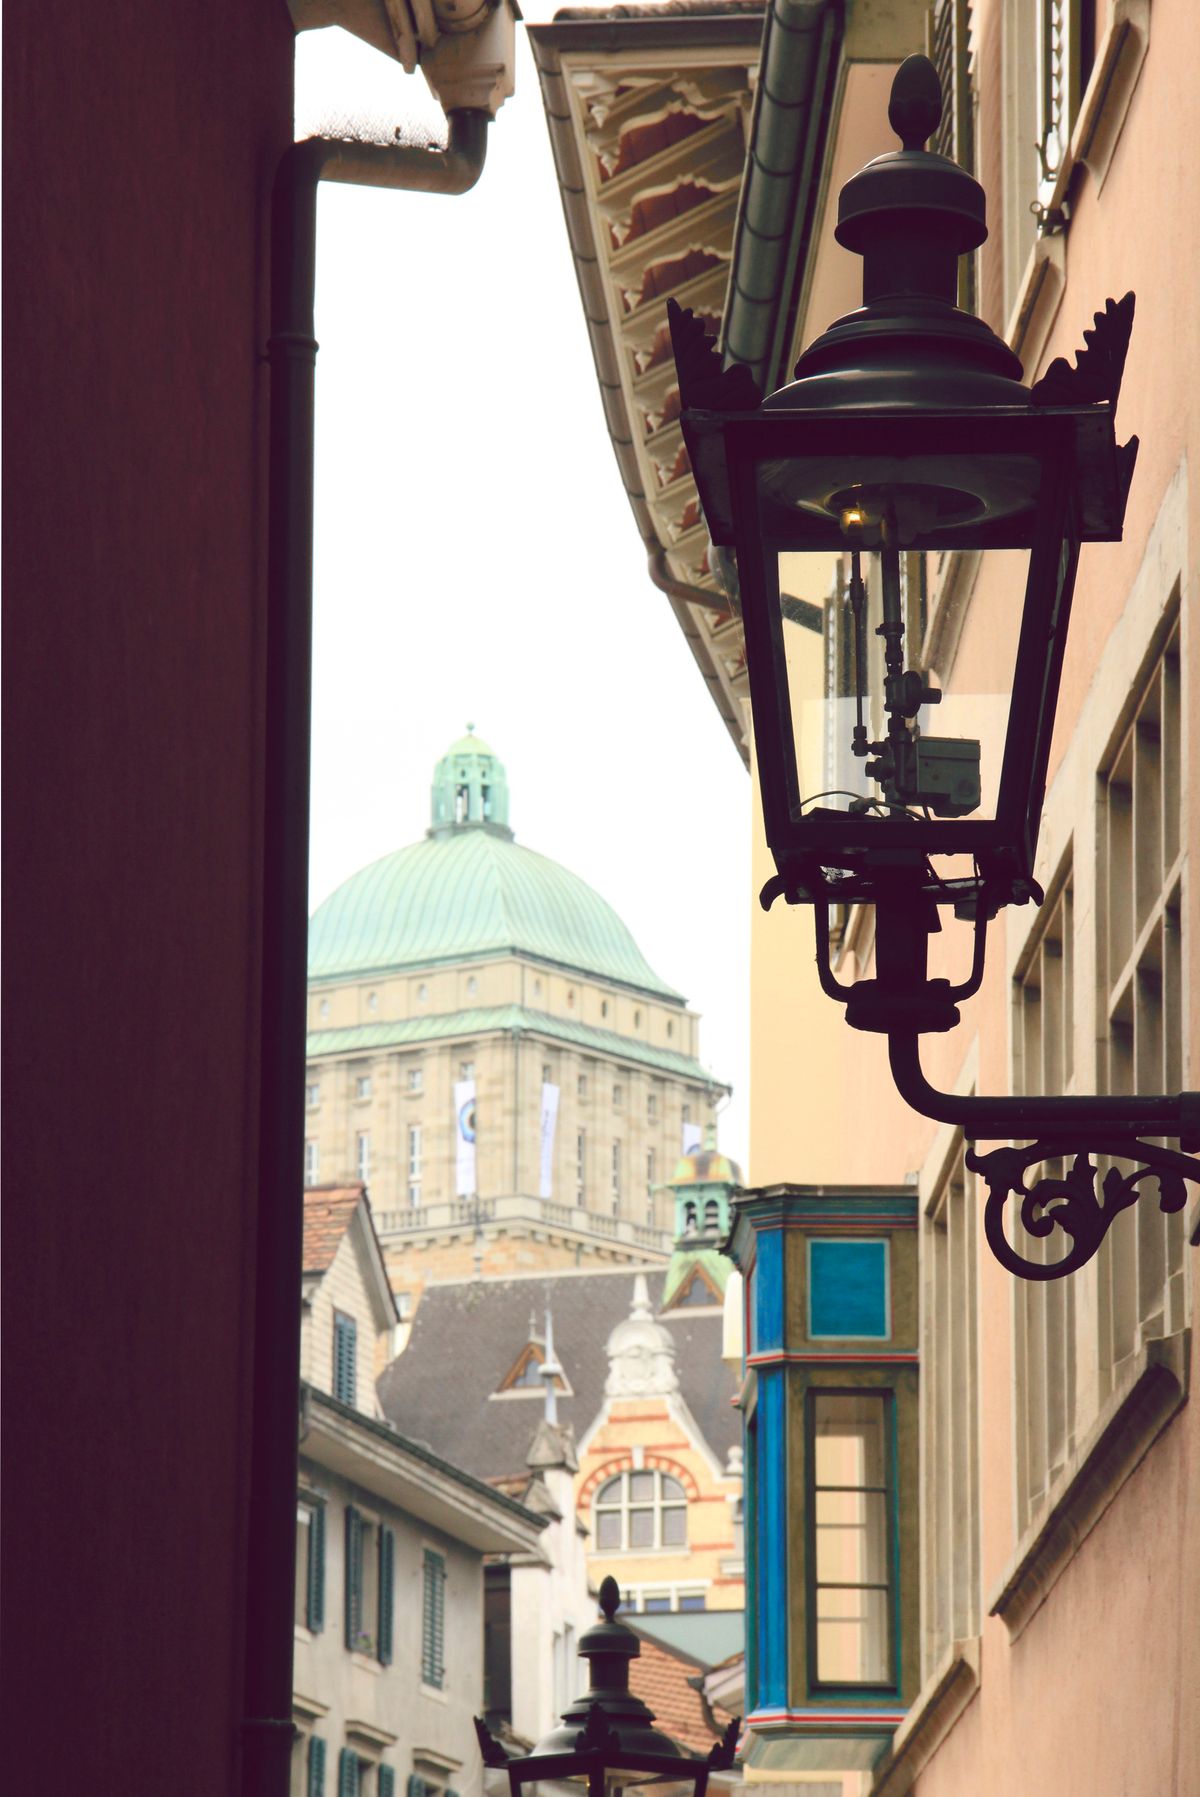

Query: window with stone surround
[[1011, 871, 1078, 1532], [1096, 614, 1187, 1394], [921, 1138, 980, 1676], [407, 1124, 422, 1207]]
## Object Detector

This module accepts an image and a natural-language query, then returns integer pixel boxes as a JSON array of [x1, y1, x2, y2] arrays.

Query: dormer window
[[673, 1269, 719, 1309]]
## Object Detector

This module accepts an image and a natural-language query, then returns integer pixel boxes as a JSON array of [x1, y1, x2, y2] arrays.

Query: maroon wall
[[3, 2, 293, 1785]]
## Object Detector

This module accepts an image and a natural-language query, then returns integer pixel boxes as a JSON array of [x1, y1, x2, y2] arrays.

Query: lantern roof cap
[[835, 55, 986, 259]]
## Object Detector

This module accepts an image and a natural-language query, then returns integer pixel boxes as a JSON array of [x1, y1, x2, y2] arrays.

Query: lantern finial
[[888, 54, 942, 149], [599, 1574, 620, 1621]]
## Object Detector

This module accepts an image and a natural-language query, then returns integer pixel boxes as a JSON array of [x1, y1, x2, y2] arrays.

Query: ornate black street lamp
[[669, 53, 1199, 1279], [475, 1577, 738, 1797]]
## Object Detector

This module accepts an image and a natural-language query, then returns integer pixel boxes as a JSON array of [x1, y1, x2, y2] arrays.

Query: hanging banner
[[538, 1083, 560, 1198], [454, 1078, 477, 1196], [682, 1122, 702, 1155]]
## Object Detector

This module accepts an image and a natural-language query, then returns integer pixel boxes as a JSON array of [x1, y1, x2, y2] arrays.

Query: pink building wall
[[3, 1, 293, 1785]]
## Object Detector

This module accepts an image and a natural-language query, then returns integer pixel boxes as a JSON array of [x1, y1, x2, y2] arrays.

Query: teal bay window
[[729, 1184, 918, 1775]]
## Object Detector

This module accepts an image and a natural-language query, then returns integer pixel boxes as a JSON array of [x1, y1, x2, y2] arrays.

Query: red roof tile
[[302, 1184, 365, 1275], [628, 1631, 733, 1755]]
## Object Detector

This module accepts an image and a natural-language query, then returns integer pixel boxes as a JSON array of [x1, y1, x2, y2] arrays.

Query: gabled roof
[[627, 1624, 734, 1754], [302, 1184, 363, 1274], [376, 1265, 739, 1481], [303, 1183, 397, 1328]]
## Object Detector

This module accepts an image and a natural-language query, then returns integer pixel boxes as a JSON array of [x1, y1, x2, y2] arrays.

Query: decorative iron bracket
[[969, 1139, 1200, 1280]]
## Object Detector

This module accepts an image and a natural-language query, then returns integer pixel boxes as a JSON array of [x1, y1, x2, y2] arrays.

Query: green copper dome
[[309, 732, 682, 999]]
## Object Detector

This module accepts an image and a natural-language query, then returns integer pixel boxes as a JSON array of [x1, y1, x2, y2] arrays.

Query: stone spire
[[541, 1304, 562, 1426]]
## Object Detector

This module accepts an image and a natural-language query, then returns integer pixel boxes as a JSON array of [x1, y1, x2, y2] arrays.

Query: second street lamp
[[670, 53, 1199, 1279], [475, 1576, 739, 1797]]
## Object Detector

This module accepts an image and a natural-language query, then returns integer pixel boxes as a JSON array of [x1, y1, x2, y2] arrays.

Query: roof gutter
[[721, 0, 842, 390]]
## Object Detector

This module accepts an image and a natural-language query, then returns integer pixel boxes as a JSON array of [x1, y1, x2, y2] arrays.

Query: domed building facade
[[305, 731, 729, 1309]]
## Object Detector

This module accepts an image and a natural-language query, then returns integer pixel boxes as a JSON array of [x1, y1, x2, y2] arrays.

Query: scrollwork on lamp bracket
[[969, 1139, 1198, 1281]]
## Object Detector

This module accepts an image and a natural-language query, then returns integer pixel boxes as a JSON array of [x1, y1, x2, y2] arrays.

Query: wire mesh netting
[[305, 108, 449, 149]]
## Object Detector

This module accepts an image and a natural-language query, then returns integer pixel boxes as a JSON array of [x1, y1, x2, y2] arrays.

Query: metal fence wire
[[308, 109, 449, 150]]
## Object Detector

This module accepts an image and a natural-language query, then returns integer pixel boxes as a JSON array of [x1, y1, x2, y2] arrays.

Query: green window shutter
[[421, 1549, 446, 1687], [378, 1525, 395, 1665], [308, 1500, 326, 1632], [333, 1313, 358, 1406], [378, 1769, 396, 1797], [338, 1749, 360, 1797], [407, 1777, 427, 1797], [307, 1736, 326, 1797], [344, 1505, 362, 1651]]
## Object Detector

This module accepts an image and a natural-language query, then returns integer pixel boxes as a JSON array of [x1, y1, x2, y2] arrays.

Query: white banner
[[454, 1078, 477, 1196], [682, 1122, 702, 1155], [538, 1083, 560, 1198]]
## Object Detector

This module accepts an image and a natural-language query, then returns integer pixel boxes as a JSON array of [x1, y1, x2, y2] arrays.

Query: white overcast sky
[[297, 18, 751, 1166]]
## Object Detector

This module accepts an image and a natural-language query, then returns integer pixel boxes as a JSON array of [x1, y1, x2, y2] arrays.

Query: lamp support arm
[[887, 1030, 1200, 1148]]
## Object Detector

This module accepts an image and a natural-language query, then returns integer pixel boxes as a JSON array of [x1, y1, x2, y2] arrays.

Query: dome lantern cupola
[[430, 725, 512, 839]]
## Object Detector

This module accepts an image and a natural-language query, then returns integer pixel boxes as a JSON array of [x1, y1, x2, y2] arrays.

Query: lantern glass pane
[[774, 547, 1023, 831], [759, 449, 1043, 545]]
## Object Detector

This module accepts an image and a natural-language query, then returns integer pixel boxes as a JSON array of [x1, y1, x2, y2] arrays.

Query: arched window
[[703, 1199, 720, 1230], [593, 1471, 687, 1551]]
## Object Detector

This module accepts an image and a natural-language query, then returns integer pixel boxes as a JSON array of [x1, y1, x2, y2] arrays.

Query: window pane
[[814, 1490, 888, 1586], [629, 1471, 655, 1501], [596, 1476, 622, 1504], [661, 1506, 687, 1547], [678, 1593, 706, 1612], [816, 1585, 890, 1684], [596, 1510, 622, 1549], [643, 1595, 671, 1613], [629, 1508, 654, 1548], [295, 1508, 311, 1626], [660, 1475, 685, 1499], [813, 1393, 887, 1489]]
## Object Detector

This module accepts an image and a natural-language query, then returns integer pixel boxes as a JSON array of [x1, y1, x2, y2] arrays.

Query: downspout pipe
[[722, 0, 840, 391], [241, 108, 489, 1797]]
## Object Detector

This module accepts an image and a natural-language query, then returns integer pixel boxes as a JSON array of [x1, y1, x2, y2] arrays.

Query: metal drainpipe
[[241, 109, 490, 1797], [722, 0, 840, 390]]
